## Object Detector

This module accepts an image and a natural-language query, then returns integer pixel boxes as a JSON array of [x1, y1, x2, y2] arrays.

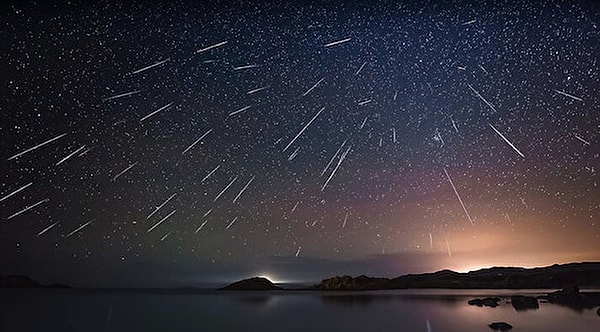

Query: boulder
[[510, 295, 539, 311], [468, 297, 501, 307], [489, 322, 513, 331], [542, 286, 583, 305]]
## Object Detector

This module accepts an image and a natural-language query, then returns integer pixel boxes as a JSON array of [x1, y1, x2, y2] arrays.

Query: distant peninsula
[[312, 262, 600, 290], [0, 274, 69, 289]]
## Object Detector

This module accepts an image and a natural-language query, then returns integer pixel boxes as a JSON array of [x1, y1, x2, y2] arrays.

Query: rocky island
[[219, 277, 282, 291]]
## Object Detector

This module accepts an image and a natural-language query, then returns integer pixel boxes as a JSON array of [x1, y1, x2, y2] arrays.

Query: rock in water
[[219, 277, 282, 290], [468, 297, 501, 307], [510, 295, 539, 311], [489, 322, 513, 331]]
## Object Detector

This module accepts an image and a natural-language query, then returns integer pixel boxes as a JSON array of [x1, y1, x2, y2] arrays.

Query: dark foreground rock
[[489, 322, 513, 331], [510, 295, 539, 311], [220, 277, 282, 291], [468, 297, 501, 307]]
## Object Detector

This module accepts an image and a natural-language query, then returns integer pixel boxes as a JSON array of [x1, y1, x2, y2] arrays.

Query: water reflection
[[320, 294, 391, 306], [229, 294, 274, 307], [510, 295, 539, 312], [1, 289, 598, 332]]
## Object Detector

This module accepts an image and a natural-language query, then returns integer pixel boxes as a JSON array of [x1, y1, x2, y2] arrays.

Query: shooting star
[[214, 176, 238, 202], [103, 90, 141, 101], [434, 128, 445, 147], [182, 129, 213, 154], [321, 145, 352, 191], [37, 221, 59, 237], [489, 123, 525, 158], [446, 238, 452, 258], [225, 216, 239, 230], [324, 37, 351, 48], [358, 99, 372, 106], [574, 133, 590, 145], [65, 220, 93, 238], [478, 64, 489, 75], [195, 219, 210, 233], [443, 168, 474, 225], [288, 146, 301, 161], [195, 40, 228, 53], [520, 197, 528, 208], [160, 231, 171, 242], [55, 145, 86, 166], [554, 89, 583, 101], [392, 128, 397, 143], [228, 105, 252, 117], [451, 118, 459, 133], [467, 84, 497, 113], [247, 86, 269, 95], [321, 140, 347, 176], [79, 147, 93, 156], [132, 58, 170, 75], [201, 165, 220, 183], [295, 246, 302, 257], [7, 198, 49, 220], [355, 61, 367, 76], [462, 19, 477, 25], [112, 162, 138, 181], [360, 116, 369, 129], [429, 233, 433, 249], [283, 106, 325, 152], [147, 209, 176, 233], [233, 176, 255, 203], [302, 77, 325, 97], [233, 64, 258, 70], [140, 102, 174, 122], [290, 201, 301, 214], [342, 211, 349, 228], [147, 193, 177, 220], [0, 182, 33, 202], [393, 91, 398, 101], [7, 133, 67, 161]]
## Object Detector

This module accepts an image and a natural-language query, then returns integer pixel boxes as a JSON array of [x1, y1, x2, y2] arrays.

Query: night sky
[[1, 0, 599, 287]]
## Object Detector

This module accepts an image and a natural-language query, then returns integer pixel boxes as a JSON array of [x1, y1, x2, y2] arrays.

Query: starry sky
[[1, 0, 599, 287]]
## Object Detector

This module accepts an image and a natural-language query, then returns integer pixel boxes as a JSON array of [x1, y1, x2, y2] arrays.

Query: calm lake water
[[1, 289, 598, 331]]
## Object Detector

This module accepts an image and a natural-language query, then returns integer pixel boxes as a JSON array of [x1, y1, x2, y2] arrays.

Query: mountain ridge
[[314, 262, 600, 290]]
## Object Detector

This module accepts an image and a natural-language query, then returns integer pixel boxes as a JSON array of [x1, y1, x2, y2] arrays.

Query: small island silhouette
[[219, 277, 282, 291]]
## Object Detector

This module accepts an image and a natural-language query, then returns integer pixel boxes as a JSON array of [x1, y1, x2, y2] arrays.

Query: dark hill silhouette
[[0, 274, 69, 288], [313, 262, 600, 290], [220, 277, 282, 290]]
